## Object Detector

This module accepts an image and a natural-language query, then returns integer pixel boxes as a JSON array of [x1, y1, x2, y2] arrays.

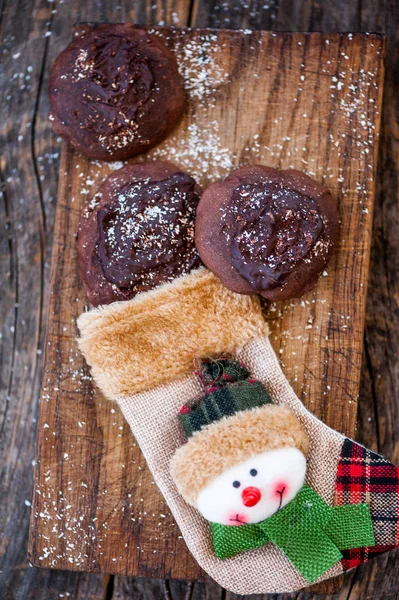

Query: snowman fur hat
[[170, 359, 309, 507]]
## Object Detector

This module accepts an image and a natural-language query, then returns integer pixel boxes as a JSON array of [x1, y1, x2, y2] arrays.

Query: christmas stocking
[[78, 268, 399, 594]]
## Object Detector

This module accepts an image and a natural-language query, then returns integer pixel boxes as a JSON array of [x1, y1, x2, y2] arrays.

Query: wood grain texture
[[27, 23, 385, 586], [1, 1, 399, 599]]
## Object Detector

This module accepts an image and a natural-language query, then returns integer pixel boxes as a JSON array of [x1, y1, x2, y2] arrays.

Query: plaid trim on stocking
[[335, 438, 399, 570]]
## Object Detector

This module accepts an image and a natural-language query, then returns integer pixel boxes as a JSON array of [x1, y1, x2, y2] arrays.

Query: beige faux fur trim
[[77, 269, 269, 400], [170, 404, 309, 506]]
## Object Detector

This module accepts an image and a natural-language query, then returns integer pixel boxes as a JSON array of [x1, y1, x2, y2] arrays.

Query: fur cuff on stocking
[[77, 268, 269, 399]]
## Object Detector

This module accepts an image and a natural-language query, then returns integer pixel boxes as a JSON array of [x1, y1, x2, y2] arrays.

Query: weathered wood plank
[[0, 2, 65, 599], [339, 0, 399, 596], [28, 23, 385, 589], [1, 1, 399, 599], [192, 4, 399, 598], [0, 1, 193, 599]]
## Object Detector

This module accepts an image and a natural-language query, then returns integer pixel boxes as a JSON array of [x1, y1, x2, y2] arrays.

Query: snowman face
[[196, 447, 307, 525]]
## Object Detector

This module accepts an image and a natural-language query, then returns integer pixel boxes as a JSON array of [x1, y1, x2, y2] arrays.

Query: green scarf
[[211, 485, 375, 584]]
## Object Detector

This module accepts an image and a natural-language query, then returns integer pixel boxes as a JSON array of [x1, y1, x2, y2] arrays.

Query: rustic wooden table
[[1, 1, 398, 599]]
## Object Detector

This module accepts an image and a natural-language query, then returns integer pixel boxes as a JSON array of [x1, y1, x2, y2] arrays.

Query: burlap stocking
[[78, 269, 399, 594]]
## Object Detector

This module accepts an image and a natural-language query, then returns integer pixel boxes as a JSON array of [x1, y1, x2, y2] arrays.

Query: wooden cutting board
[[29, 25, 385, 584]]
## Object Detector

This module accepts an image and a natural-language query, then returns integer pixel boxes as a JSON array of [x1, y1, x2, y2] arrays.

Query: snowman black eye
[[250, 469, 258, 476], [233, 480, 241, 488]]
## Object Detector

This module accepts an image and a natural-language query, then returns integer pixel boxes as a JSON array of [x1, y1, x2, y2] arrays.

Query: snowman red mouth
[[229, 513, 248, 525], [273, 482, 288, 510]]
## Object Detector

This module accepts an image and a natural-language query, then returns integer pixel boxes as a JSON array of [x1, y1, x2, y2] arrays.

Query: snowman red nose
[[241, 486, 261, 507]]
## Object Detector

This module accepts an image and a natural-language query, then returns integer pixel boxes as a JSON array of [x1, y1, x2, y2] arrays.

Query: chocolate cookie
[[195, 165, 339, 301], [49, 24, 185, 160], [78, 161, 202, 306]]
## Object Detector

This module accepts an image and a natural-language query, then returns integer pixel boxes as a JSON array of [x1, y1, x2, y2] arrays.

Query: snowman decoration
[[171, 359, 375, 583], [197, 445, 306, 526]]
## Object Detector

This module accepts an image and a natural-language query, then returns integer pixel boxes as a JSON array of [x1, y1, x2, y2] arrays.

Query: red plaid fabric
[[335, 438, 399, 570]]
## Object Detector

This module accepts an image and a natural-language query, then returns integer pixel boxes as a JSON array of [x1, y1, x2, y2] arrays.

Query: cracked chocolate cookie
[[49, 24, 185, 160], [195, 165, 339, 301], [78, 161, 202, 306]]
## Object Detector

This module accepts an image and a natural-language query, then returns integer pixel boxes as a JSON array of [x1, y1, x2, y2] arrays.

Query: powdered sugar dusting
[[149, 121, 234, 181], [142, 30, 235, 184], [175, 33, 230, 101]]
